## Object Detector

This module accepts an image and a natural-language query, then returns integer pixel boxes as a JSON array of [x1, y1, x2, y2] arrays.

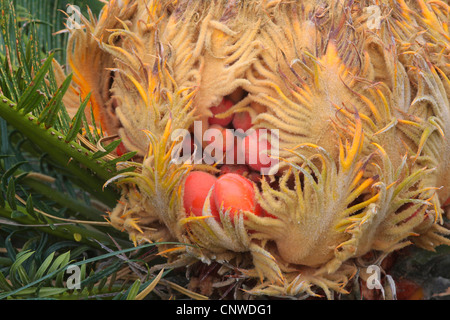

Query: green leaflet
[[0, 0, 141, 207], [36, 73, 73, 129], [65, 92, 90, 143], [0, 242, 181, 299], [18, 52, 56, 113], [0, 96, 120, 206]]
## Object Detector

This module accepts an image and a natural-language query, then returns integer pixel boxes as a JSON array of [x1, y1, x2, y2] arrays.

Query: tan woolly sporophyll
[[55, 0, 450, 298]]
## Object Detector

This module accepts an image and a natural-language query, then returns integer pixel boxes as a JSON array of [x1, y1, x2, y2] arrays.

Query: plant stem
[[0, 95, 119, 207], [0, 203, 132, 250]]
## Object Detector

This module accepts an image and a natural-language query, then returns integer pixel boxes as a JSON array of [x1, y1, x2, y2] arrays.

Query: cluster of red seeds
[[207, 97, 274, 175], [183, 171, 272, 222], [184, 96, 276, 223], [115, 94, 276, 224]]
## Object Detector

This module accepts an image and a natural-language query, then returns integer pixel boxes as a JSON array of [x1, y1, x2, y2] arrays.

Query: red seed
[[116, 142, 128, 157], [232, 111, 252, 132], [183, 171, 217, 217], [208, 98, 234, 127], [394, 279, 424, 300], [207, 124, 235, 152], [227, 87, 245, 103], [220, 164, 250, 176], [224, 135, 245, 165], [212, 173, 258, 222], [242, 130, 273, 172]]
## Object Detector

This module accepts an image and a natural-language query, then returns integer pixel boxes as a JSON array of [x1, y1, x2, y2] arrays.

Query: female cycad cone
[[56, 0, 450, 298]]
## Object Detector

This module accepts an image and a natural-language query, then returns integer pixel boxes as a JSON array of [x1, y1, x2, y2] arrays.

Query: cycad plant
[[1, 0, 450, 301]]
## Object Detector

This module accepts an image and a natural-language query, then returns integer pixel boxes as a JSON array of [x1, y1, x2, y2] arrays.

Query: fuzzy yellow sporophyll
[[55, 0, 450, 298]]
